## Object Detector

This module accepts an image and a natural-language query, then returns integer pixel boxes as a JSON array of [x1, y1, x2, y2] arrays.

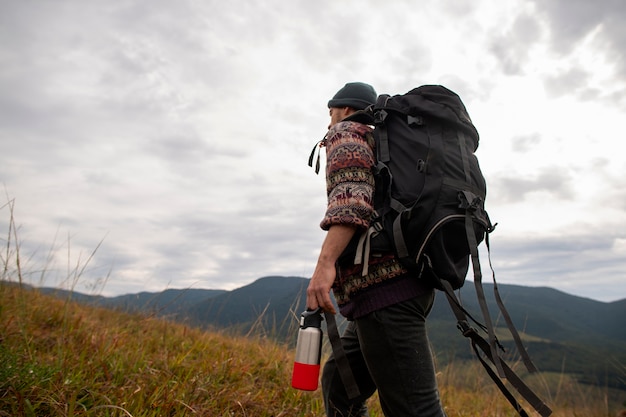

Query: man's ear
[[342, 107, 355, 118]]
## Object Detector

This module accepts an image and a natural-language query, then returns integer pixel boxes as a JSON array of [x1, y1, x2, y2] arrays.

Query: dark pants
[[321, 291, 446, 417]]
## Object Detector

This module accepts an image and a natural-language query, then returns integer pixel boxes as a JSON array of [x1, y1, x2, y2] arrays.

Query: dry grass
[[2, 283, 624, 417], [0, 284, 326, 416], [1, 198, 624, 416]]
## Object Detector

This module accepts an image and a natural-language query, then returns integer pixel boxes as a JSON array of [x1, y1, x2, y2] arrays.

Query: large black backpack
[[348, 85, 489, 291], [310, 85, 552, 417]]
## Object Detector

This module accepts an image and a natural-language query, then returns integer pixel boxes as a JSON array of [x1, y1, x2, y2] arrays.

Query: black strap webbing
[[308, 138, 325, 174], [465, 211, 505, 377], [459, 131, 504, 378], [377, 119, 390, 162], [440, 280, 553, 417], [471, 336, 552, 417], [324, 311, 361, 399], [485, 232, 538, 373]]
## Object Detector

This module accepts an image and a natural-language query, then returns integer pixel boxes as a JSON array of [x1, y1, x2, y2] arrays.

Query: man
[[307, 82, 447, 417]]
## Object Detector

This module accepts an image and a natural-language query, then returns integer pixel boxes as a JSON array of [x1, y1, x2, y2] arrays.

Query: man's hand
[[306, 224, 358, 314], [307, 259, 338, 314]]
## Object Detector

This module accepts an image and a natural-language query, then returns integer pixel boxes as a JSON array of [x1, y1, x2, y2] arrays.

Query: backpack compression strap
[[456, 150, 538, 374], [440, 279, 553, 417], [460, 188, 506, 378], [453, 128, 503, 378], [456, 130, 549, 415]]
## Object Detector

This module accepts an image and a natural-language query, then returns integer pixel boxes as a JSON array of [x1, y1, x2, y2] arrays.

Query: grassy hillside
[[0, 282, 319, 416], [1, 283, 624, 417], [163, 276, 626, 391]]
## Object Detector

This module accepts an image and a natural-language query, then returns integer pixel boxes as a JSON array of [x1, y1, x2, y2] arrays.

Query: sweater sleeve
[[320, 121, 375, 231]]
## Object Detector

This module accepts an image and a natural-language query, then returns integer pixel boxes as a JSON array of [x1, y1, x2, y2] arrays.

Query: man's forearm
[[307, 224, 358, 313], [318, 224, 358, 265]]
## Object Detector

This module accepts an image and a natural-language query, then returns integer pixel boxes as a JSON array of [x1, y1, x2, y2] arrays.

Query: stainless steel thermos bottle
[[291, 308, 323, 391]]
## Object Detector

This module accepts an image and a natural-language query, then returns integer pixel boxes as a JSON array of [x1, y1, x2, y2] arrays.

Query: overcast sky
[[1, 0, 625, 302]]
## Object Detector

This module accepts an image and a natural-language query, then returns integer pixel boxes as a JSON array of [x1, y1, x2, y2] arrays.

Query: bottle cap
[[300, 308, 323, 328]]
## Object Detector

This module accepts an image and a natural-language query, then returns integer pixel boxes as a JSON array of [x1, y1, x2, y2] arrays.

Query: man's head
[[327, 82, 376, 128]]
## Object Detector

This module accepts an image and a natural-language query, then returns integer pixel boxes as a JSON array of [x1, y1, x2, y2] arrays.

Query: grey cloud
[[88, 193, 325, 295], [389, 44, 433, 86], [146, 132, 251, 170], [543, 67, 590, 98], [591, 158, 626, 211], [489, 13, 543, 75], [488, 230, 626, 301], [2, 0, 624, 303], [533, 0, 625, 55], [491, 167, 574, 203], [439, 0, 479, 18], [511, 133, 542, 153], [542, 67, 621, 107], [532, 0, 626, 103], [611, 187, 626, 212]]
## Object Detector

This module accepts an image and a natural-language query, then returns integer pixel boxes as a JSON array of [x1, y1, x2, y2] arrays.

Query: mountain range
[[13, 276, 626, 391]]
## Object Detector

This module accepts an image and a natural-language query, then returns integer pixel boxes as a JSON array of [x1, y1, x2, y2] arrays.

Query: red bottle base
[[291, 362, 320, 391]]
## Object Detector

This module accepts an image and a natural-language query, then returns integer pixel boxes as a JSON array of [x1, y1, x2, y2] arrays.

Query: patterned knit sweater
[[320, 120, 428, 320]]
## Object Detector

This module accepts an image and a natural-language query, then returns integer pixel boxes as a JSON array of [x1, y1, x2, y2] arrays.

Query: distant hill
[[11, 277, 626, 391], [32, 284, 228, 317], [424, 282, 626, 390], [427, 283, 626, 345], [184, 276, 309, 335]]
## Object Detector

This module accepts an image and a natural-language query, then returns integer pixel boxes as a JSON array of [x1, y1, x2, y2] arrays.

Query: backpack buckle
[[457, 320, 475, 337], [407, 115, 423, 126], [374, 109, 388, 125], [458, 191, 482, 211]]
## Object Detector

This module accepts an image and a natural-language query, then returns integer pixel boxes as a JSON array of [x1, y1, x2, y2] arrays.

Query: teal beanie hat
[[328, 82, 377, 110]]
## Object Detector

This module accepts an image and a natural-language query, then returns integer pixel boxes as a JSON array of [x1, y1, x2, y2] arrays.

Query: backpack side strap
[[485, 232, 539, 373], [440, 279, 553, 417]]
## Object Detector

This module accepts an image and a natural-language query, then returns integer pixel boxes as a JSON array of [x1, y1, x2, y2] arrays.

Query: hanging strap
[[470, 332, 552, 417], [308, 136, 327, 174], [465, 206, 504, 377], [354, 221, 382, 277], [458, 130, 505, 378], [440, 279, 553, 417], [324, 311, 361, 399], [452, 128, 551, 415], [485, 232, 538, 373]]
